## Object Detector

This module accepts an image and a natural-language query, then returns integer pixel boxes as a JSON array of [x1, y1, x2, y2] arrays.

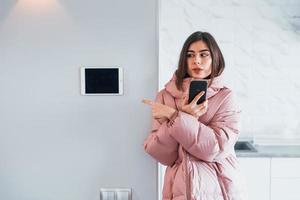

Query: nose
[[193, 54, 201, 65]]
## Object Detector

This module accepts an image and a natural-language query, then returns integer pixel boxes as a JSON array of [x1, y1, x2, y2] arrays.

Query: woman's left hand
[[180, 91, 208, 118], [142, 99, 176, 121]]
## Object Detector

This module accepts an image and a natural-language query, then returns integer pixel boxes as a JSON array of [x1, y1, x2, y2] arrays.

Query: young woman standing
[[143, 31, 247, 200]]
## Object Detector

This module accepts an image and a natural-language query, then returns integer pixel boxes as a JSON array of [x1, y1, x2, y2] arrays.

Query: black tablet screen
[[85, 68, 119, 94]]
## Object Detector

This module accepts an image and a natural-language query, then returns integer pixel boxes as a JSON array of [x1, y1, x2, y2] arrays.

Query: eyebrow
[[187, 49, 210, 53]]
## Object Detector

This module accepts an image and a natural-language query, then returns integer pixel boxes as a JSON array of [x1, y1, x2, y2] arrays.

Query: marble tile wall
[[159, 0, 300, 142]]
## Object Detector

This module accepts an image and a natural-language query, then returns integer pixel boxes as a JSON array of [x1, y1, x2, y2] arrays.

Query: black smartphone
[[188, 80, 208, 105]]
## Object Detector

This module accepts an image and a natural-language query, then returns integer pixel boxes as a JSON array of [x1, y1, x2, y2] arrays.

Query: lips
[[192, 68, 202, 73]]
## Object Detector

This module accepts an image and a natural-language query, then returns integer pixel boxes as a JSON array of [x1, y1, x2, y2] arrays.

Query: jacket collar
[[164, 72, 226, 100]]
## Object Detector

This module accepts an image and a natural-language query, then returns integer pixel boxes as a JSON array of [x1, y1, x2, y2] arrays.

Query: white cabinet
[[238, 158, 271, 200], [158, 164, 166, 200], [271, 158, 300, 178], [271, 158, 300, 200], [238, 157, 300, 200], [271, 179, 300, 200]]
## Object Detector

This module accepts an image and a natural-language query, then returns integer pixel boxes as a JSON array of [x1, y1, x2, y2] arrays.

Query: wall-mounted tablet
[[81, 66, 123, 95]]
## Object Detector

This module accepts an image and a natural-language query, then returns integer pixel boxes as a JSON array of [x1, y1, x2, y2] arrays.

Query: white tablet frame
[[80, 66, 123, 96]]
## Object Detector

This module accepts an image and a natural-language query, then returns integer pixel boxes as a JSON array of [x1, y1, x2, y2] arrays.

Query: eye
[[200, 53, 210, 57], [187, 54, 194, 58]]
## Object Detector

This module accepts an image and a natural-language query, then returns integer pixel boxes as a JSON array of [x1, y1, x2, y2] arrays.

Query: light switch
[[116, 191, 129, 200], [100, 190, 115, 200], [100, 188, 131, 200]]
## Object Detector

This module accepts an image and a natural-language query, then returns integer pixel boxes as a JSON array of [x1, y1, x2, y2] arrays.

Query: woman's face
[[186, 40, 212, 79]]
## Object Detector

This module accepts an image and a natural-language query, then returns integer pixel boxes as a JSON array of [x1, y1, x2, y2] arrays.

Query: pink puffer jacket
[[144, 73, 248, 200]]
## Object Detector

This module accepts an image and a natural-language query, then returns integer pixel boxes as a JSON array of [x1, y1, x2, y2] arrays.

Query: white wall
[[159, 0, 300, 143], [0, 0, 158, 200]]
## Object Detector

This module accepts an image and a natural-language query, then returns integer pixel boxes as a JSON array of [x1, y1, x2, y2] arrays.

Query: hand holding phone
[[181, 80, 208, 118], [188, 80, 208, 105]]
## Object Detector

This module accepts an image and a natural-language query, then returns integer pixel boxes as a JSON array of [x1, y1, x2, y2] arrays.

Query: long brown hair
[[175, 31, 225, 90]]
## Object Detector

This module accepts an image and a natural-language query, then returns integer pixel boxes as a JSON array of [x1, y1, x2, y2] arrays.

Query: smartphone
[[188, 80, 208, 105]]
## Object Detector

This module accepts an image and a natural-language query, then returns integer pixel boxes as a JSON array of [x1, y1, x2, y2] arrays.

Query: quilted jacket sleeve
[[143, 91, 179, 166], [167, 89, 240, 162]]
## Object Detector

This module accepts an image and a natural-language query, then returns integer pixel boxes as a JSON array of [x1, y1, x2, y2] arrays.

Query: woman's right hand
[[180, 91, 208, 118], [142, 99, 176, 122]]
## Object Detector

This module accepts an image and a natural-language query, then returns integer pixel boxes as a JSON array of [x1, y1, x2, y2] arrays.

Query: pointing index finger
[[142, 99, 155, 106]]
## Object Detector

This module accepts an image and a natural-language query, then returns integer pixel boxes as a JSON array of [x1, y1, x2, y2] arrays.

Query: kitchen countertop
[[236, 144, 300, 157]]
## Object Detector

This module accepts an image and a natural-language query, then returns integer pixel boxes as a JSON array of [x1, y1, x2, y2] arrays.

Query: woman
[[143, 31, 247, 200]]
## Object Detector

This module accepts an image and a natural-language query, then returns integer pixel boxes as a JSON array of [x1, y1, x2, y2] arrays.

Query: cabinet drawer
[[239, 158, 270, 200], [271, 178, 300, 200], [272, 158, 300, 178]]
